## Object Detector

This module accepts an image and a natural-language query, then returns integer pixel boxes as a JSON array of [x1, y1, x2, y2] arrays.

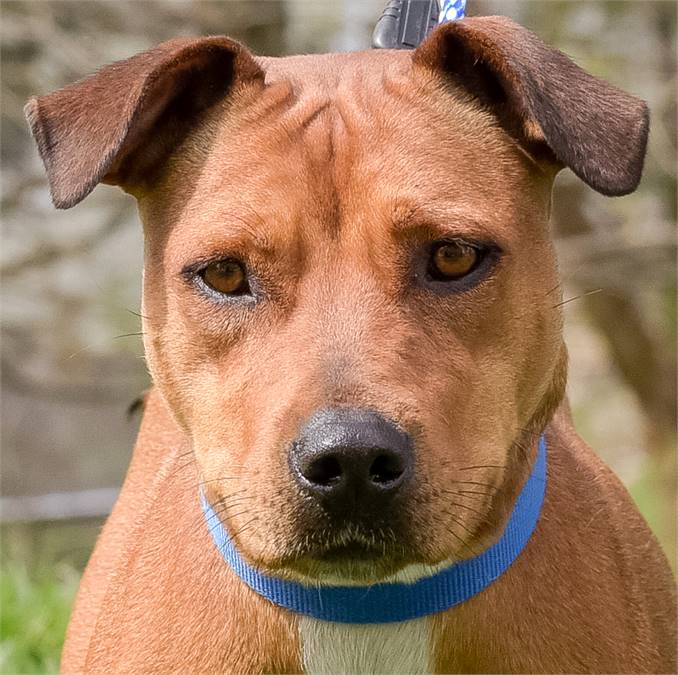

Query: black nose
[[290, 408, 414, 511]]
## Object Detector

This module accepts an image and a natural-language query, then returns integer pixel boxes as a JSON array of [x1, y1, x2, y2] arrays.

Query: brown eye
[[201, 259, 249, 295], [429, 241, 479, 280]]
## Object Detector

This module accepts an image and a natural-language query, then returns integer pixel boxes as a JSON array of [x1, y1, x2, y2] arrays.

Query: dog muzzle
[[200, 435, 547, 624]]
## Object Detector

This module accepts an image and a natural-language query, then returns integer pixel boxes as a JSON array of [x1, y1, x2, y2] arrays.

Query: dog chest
[[298, 616, 430, 674]]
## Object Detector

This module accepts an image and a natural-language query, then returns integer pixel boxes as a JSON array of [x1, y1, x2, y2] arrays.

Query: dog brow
[[390, 201, 495, 237], [190, 208, 276, 255]]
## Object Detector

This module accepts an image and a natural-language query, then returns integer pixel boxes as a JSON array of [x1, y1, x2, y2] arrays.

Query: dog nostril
[[305, 455, 343, 486], [369, 453, 404, 485], [291, 409, 414, 498]]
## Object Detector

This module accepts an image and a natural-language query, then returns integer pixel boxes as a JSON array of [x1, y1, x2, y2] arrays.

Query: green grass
[[0, 562, 80, 675]]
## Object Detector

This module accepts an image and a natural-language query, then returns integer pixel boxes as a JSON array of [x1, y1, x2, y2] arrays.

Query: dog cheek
[[511, 266, 565, 428], [143, 312, 232, 462], [141, 326, 194, 432]]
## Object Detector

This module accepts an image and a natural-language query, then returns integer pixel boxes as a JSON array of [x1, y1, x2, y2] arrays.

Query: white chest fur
[[299, 616, 431, 674]]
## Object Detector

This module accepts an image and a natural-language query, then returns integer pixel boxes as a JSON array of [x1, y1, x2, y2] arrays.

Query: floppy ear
[[25, 37, 264, 209], [413, 16, 649, 196]]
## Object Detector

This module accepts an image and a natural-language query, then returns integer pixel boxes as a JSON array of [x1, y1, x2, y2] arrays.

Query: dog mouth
[[315, 540, 385, 562], [262, 527, 419, 585]]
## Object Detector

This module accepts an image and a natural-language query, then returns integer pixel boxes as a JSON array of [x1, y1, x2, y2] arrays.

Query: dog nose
[[290, 408, 414, 510]]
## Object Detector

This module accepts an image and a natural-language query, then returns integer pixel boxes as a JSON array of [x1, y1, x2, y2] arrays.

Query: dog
[[26, 15, 676, 674]]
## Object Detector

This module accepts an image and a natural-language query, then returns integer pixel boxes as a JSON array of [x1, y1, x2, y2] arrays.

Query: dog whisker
[[197, 488, 248, 509], [201, 498, 251, 526], [440, 498, 489, 520], [442, 517, 478, 558], [208, 490, 250, 511], [113, 331, 146, 339], [216, 493, 253, 506], [213, 497, 254, 514], [446, 480, 499, 490], [223, 510, 253, 521], [454, 489, 496, 498], [458, 464, 507, 471], [442, 510, 479, 540], [189, 494, 255, 537], [126, 308, 150, 321], [173, 447, 196, 462], [206, 509, 255, 538], [169, 458, 199, 479], [545, 281, 562, 296], [198, 477, 240, 487], [228, 516, 260, 541], [172, 458, 246, 482], [229, 523, 258, 543], [551, 288, 602, 309], [443, 487, 494, 500]]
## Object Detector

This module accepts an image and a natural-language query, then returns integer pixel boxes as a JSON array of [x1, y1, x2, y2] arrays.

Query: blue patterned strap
[[201, 435, 547, 624], [439, 0, 466, 23]]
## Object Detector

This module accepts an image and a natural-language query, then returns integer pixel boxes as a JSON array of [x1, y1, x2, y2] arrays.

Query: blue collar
[[201, 435, 546, 624]]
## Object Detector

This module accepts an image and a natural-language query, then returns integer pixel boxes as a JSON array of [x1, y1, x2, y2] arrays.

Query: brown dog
[[27, 16, 675, 674]]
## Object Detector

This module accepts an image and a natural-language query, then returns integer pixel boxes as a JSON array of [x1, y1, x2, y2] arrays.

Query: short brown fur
[[26, 16, 675, 674]]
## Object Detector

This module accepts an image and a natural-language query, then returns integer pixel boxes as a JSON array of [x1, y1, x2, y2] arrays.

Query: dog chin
[[277, 558, 403, 586], [261, 538, 455, 587], [270, 556, 455, 587]]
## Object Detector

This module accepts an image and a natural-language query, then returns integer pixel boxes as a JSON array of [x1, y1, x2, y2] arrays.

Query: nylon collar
[[201, 435, 546, 624]]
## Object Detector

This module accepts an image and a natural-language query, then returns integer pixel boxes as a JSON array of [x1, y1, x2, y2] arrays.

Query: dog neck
[[200, 435, 547, 624]]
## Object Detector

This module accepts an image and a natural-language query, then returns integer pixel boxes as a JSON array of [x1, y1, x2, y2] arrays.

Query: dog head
[[27, 17, 647, 583]]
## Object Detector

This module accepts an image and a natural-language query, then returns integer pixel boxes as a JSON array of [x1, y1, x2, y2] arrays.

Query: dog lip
[[269, 547, 414, 585], [312, 541, 384, 563]]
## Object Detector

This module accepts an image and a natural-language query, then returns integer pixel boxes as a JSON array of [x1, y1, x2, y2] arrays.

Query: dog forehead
[[257, 49, 411, 90], [145, 49, 546, 248], [235, 53, 525, 179]]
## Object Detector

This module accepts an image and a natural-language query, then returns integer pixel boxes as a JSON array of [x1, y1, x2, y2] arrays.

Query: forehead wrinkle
[[296, 97, 333, 131], [186, 207, 277, 256], [390, 201, 495, 232], [264, 91, 345, 239]]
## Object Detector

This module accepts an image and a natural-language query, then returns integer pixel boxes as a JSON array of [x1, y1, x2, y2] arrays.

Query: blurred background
[[1, 0, 675, 672]]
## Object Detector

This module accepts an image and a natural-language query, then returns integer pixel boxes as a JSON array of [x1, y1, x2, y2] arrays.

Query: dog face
[[137, 51, 564, 582], [27, 19, 647, 583]]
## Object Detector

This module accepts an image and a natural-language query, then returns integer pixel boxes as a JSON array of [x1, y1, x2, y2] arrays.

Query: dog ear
[[25, 37, 264, 209], [413, 16, 649, 196]]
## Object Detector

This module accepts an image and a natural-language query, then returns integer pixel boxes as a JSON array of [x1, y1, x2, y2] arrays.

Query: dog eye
[[200, 260, 249, 295], [428, 241, 480, 280]]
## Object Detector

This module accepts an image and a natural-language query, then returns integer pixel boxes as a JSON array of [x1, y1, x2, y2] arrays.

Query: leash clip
[[371, 0, 440, 50]]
